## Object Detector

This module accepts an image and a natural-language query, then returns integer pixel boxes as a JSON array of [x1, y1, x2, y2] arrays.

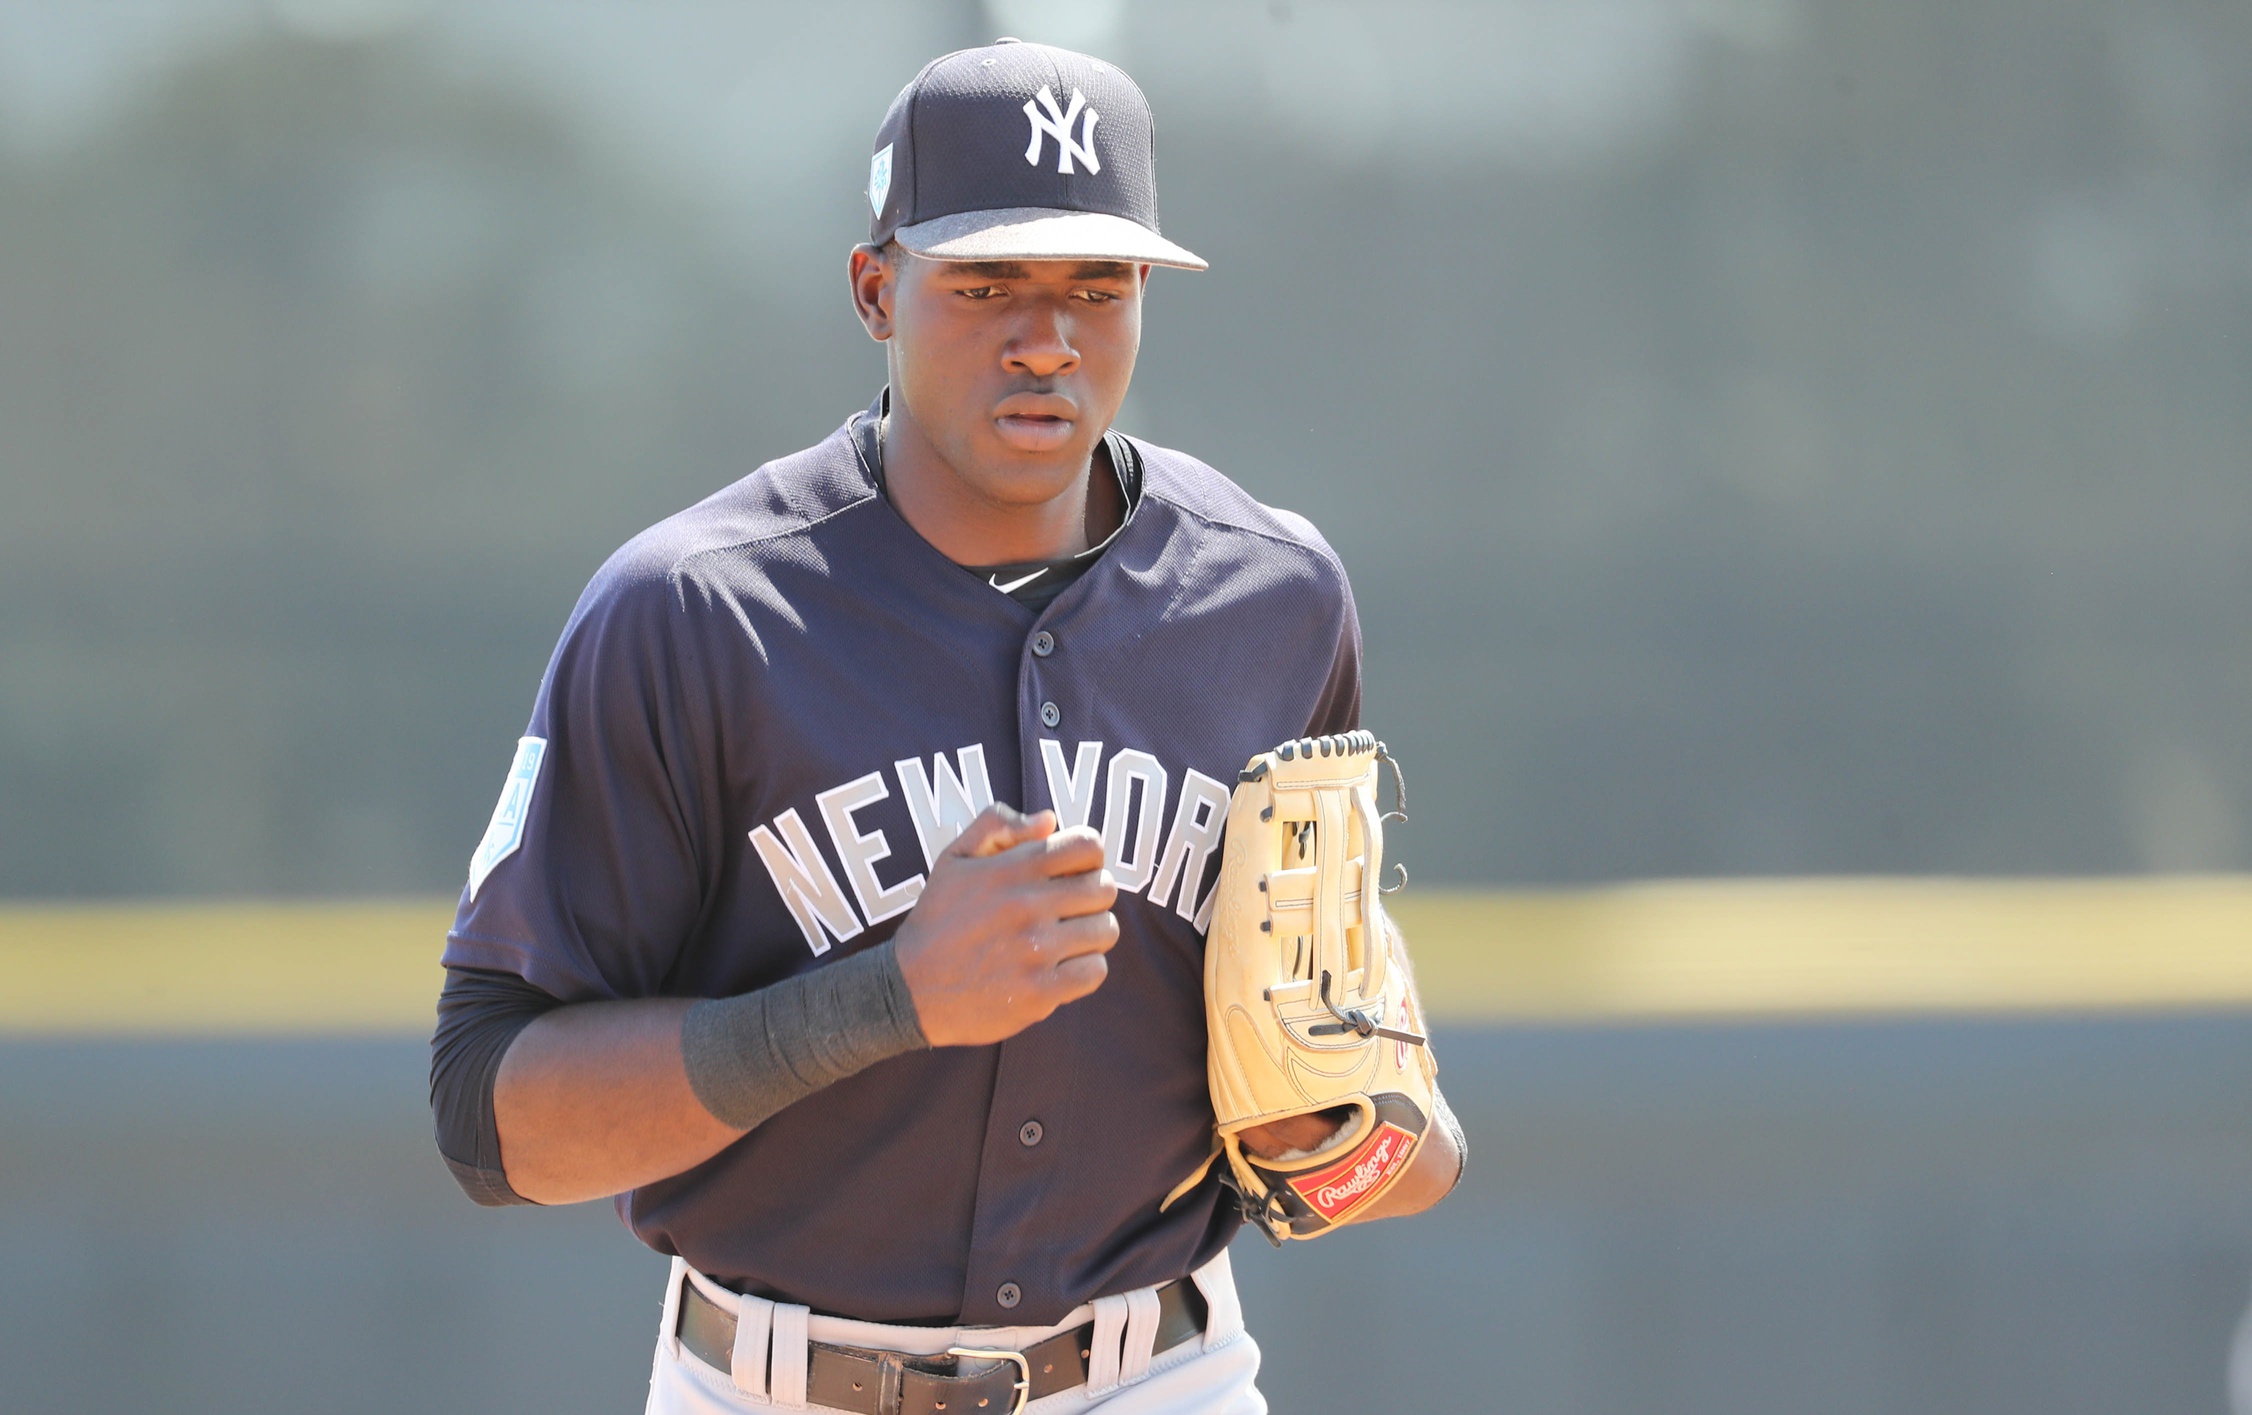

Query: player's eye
[[1073, 288, 1120, 304], [957, 285, 1003, 300]]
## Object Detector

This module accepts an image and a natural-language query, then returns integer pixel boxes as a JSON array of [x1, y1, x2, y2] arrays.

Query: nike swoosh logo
[[990, 569, 1046, 594]]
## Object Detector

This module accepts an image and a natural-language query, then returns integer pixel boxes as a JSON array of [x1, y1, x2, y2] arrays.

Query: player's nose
[[1003, 303, 1079, 379]]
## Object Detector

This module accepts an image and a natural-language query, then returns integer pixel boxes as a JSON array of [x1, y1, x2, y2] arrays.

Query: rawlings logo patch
[[1289, 1121, 1418, 1222]]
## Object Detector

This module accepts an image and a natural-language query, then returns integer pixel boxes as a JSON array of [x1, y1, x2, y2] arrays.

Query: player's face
[[866, 252, 1146, 503]]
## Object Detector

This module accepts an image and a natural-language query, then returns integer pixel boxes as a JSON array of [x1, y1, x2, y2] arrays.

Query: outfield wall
[[3, 885, 2249, 1413], [5, 878, 2250, 1034]]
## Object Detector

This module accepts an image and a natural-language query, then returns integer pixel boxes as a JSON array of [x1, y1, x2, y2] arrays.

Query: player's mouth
[[992, 393, 1079, 453]]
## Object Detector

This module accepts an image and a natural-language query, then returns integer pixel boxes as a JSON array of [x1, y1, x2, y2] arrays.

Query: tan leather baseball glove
[[1169, 730, 1437, 1242]]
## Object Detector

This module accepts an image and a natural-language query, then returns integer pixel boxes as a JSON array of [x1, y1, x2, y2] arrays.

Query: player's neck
[[880, 407, 1123, 568]]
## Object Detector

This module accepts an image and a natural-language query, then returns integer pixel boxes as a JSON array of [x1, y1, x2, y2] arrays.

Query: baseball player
[[430, 39, 1464, 1414]]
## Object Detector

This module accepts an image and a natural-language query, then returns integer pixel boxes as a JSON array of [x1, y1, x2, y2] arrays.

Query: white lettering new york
[[749, 740, 1228, 955]]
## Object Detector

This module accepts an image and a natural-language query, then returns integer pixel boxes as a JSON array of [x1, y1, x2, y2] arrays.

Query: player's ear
[[848, 243, 897, 342]]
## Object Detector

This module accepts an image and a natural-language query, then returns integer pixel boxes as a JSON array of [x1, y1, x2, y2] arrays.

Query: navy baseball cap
[[867, 39, 1206, 271]]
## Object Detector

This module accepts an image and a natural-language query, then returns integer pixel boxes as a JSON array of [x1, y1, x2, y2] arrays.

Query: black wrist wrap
[[680, 941, 928, 1132]]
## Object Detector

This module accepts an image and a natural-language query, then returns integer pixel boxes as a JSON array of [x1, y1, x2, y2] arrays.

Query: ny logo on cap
[[1022, 85, 1101, 175]]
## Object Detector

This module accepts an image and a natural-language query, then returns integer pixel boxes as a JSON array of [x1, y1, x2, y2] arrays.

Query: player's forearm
[[493, 997, 738, 1205], [491, 941, 930, 1205]]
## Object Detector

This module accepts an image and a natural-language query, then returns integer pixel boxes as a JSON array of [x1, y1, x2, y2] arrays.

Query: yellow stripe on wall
[[1391, 877, 2252, 1021], [0, 880, 2247, 1035], [0, 902, 452, 1036]]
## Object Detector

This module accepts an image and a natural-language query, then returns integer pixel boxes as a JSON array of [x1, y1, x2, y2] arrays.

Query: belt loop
[[732, 1288, 775, 1399], [768, 1301, 810, 1408], [1084, 1292, 1129, 1396], [1191, 1250, 1245, 1350], [1118, 1286, 1162, 1386], [659, 1256, 688, 1361], [877, 1352, 905, 1415]]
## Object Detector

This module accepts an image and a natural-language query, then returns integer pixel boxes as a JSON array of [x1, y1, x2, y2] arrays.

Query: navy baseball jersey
[[444, 394, 1361, 1326]]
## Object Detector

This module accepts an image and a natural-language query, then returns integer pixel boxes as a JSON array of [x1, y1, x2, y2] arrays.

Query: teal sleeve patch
[[468, 736, 547, 901]]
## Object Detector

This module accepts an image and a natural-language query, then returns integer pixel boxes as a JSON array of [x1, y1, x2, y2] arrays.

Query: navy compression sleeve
[[430, 967, 558, 1207]]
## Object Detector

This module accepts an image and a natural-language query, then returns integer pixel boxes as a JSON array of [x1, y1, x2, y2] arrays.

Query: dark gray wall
[[1, 0, 2248, 895], [4, 1018, 2249, 1413]]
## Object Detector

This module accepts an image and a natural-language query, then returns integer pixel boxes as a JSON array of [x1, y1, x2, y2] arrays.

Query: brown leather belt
[[676, 1277, 1207, 1415]]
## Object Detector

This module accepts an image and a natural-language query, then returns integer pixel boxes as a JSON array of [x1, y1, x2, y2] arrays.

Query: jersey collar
[[846, 387, 1145, 575]]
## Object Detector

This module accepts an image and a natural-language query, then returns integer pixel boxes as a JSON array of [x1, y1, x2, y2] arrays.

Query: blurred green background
[[4, 0, 2248, 896], [3, 2, 2250, 1412]]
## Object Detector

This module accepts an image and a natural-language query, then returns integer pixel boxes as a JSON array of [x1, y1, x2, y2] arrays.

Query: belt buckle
[[944, 1346, 1031, 1415]]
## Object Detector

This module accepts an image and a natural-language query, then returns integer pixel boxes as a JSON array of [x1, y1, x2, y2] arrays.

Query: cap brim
[[895, 208, 1207, 271]]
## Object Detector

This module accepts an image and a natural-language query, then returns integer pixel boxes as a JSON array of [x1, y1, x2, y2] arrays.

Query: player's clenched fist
[[892, 803, 1120, 1047]]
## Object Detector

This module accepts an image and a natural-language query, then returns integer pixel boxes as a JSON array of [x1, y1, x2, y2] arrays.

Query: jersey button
[[1019, 1119, 1044, 1147], [996, 1282, 1023, 1310], [1031, 631, 1055, 658], [1039, 701, 1061, 728]]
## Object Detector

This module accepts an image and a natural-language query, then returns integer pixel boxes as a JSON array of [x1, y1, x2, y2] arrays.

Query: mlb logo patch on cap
[[868, 143, 893, 218], [866, 39, 1205, 271]]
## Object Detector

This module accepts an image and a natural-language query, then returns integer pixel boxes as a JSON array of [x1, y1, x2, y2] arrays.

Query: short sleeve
[[1303, 567, 1363, 739], [443, 557, 716, 1002]]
